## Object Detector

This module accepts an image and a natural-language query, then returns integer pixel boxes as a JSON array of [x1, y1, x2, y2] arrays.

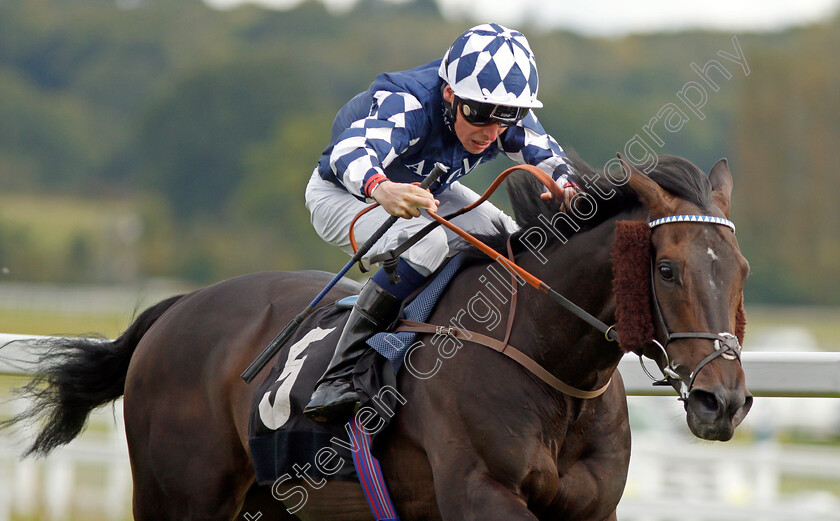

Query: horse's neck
[[512, 213, 630, 392]]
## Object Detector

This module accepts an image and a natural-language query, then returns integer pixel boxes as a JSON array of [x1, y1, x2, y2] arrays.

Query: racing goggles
[[455, 97, 529, 127]]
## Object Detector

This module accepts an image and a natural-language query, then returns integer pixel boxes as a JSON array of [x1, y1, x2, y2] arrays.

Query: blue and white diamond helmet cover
[[439, 23, 543, 109]]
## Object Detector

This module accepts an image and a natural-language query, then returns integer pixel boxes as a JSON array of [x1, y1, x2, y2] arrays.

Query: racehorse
[[5, 154, 751, 520]]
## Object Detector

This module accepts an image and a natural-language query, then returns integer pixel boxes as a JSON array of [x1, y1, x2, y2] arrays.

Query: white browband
[[649, 215, 736, 233]]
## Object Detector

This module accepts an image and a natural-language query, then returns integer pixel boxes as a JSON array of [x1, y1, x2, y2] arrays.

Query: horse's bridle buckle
[[436, 325, 457, 338], [715, 332, 741, 361]]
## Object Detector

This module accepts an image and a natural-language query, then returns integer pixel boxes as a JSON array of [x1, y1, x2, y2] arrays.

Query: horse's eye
[[658, 263, 676, 282]]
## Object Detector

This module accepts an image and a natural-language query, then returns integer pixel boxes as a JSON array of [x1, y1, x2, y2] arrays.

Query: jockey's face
[[443, 85, 508, 154]]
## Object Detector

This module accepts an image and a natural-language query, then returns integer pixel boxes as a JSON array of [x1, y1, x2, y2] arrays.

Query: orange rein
[[349, 165, 561, 293], [348, 203, 380, 254]]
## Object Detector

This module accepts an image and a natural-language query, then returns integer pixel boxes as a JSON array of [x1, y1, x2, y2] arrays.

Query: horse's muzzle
[[685, 385, 753, 441]]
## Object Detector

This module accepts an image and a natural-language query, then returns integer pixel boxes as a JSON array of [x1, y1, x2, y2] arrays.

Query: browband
[[649, 215, 735, 233]]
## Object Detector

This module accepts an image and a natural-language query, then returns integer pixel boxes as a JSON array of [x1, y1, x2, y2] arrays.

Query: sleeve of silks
[[329, 90, 428, 199], [498, 111, 574, 183]]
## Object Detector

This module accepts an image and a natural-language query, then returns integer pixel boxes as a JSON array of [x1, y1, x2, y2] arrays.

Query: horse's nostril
[[692, 389, 720, 413], [742, 394, 754, 413]]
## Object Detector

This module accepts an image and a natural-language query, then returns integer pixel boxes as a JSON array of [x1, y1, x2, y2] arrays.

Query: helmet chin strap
[[440, 83, 456, 133]]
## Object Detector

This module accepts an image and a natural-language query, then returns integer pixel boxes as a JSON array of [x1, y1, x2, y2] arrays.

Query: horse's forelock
[[643, 156, 714, 212]]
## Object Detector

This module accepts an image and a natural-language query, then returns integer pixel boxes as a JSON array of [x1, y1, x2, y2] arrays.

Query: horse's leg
[[409, 427, 536, 519], [377, 421, 441, 520], [270, 481, 373, 521], [125, 329, 257, 520], [239, 483, 301, 521], [432, 466, 539, 521], [126, 382, 256, 521], [382, 353, 542, 521]]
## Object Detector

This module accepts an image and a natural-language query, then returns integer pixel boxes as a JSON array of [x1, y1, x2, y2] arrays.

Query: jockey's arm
[[498, 113, 580, 211], [329, 90, 428, 203]]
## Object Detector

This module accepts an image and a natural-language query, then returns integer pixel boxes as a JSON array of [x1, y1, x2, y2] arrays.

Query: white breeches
[[305, 170, 518, 275]]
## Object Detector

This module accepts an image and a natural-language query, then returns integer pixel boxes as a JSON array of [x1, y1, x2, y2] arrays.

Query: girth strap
[[395, 320, 612, 400]]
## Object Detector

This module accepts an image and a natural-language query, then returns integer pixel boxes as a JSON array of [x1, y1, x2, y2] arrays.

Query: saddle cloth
[[249, 304, 358, 484], [248, 254, 463, 485]]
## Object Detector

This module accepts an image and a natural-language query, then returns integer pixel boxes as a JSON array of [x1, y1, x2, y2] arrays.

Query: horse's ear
[[709, 158, 733, 218], [617, 154, 674, 218]]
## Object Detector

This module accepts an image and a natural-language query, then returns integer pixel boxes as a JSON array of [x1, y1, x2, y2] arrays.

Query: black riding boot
[[303, 279, 402, 423]]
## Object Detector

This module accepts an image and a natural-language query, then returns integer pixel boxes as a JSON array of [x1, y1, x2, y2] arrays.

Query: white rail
[[4, 333, 840, 397], [620, 350, 840, 397], [3, 333, 840, 521]]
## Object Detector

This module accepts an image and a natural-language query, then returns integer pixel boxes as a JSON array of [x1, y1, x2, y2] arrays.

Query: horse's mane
[[460, 152, 713, 262]]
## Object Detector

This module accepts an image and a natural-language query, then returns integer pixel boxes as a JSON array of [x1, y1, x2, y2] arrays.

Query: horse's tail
[[3, 294, 184, 457]]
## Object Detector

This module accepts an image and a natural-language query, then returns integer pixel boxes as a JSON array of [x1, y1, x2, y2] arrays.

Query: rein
[[349, 165, 616, 399], [348, 165, 617, 342]]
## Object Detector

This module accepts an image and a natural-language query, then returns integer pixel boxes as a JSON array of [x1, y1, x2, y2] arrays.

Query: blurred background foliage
[[0, 0, 838, 304]]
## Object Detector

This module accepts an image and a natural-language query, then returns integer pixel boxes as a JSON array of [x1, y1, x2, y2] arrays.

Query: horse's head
[[622, 155, 752, 441]]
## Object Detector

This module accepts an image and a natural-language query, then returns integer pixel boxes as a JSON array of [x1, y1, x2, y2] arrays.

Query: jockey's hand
[[540, 176, 579, 212], [372, 180, 439, 219]]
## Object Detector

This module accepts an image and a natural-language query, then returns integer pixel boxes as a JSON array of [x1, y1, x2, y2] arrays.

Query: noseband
[[642, 215, 742, 400]]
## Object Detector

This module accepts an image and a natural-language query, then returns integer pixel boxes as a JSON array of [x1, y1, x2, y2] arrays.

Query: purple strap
[[350, 418, 400, 521]]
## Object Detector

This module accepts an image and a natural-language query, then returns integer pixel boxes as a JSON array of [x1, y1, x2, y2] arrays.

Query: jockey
[[304, 23, 579, 422]]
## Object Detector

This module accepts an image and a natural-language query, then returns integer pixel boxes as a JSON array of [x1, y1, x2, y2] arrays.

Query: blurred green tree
[[0, 0, 837, 301], [733, 24, 840, 304], [137, 57, 321, 218]]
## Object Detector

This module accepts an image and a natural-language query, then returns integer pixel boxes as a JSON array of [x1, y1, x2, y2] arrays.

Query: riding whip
[[241, 163, 448, 383]]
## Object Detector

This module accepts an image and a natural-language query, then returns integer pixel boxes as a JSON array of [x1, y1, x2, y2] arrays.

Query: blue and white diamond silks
[[439, 23, 541, 108], [316, 60, 571, 201], [329, 90, 424, 198], [368, 254, 463, 372]]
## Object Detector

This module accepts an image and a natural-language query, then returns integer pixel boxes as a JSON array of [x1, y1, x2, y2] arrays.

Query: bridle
[[641, 215, 743, 401]]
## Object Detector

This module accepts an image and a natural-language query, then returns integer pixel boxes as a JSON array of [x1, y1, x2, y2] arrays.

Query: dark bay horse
[[7, 155, 752, 520]]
